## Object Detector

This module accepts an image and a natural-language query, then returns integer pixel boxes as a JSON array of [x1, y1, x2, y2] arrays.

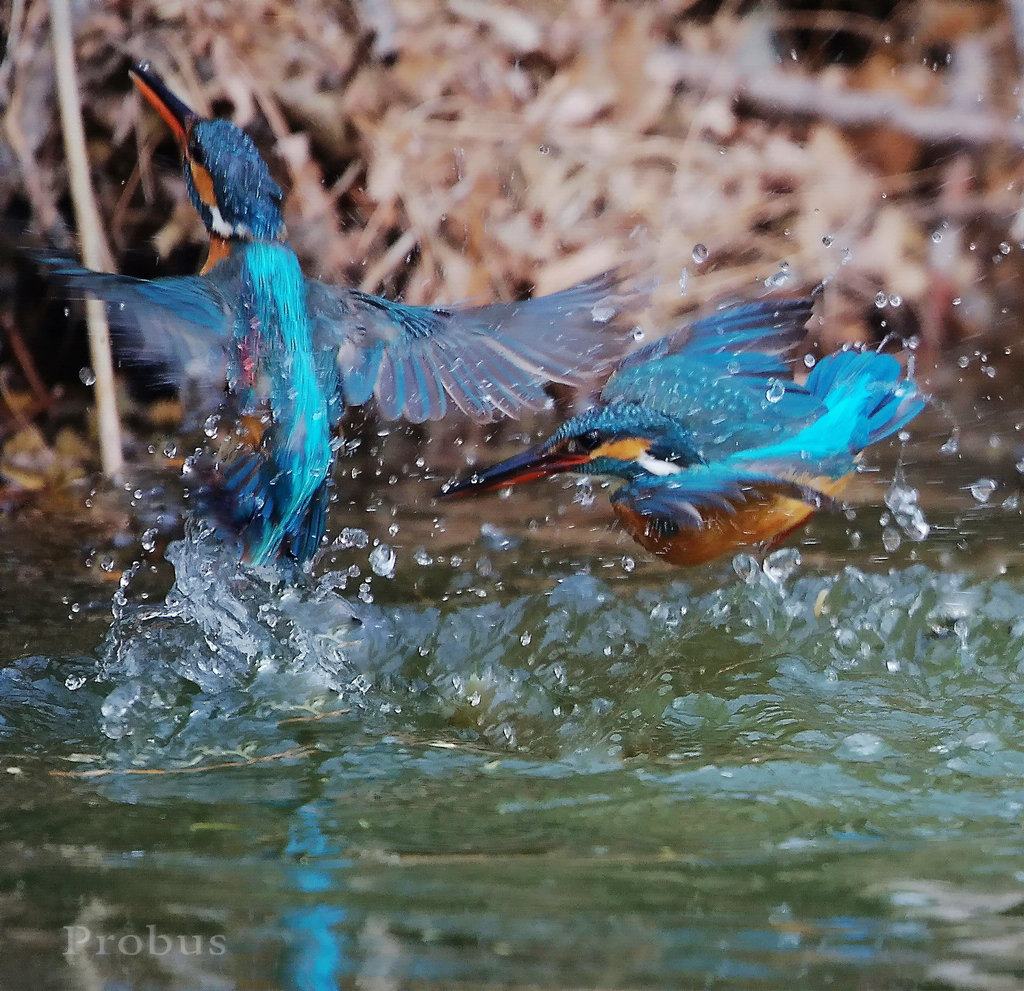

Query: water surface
[[4, 370, 1024, 990]]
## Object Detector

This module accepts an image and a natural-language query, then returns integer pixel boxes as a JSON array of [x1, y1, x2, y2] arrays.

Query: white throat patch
[[637, 452, 683, 476], [208, 203, 235, 239]]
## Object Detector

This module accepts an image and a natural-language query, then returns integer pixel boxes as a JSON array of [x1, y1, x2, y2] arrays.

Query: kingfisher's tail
[[614, 348, 925, 539], [212, 451, 329, 568], [727, 348, 924, 483], [805, 349, 925, 449]]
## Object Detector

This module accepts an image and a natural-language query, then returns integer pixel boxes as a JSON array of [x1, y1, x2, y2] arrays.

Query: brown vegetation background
[[1, 0, 1023, 493]]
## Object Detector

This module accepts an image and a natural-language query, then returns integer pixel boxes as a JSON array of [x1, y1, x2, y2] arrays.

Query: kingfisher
[[443, 297, 925, 566], [43, 62, 637, 567]]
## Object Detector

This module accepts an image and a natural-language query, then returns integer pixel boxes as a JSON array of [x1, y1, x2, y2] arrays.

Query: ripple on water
[[8, 527, 1024, 835]]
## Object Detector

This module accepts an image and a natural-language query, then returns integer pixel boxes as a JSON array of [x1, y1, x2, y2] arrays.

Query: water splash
[[884, 470, 930, 541], [95, 522, 386, 751]]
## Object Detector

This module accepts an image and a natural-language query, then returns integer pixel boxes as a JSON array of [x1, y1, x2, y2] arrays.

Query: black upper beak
[[130, 61, 197, 144]]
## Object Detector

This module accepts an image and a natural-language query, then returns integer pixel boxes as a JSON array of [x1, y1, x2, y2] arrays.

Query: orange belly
[[613, 476, 851, 567]]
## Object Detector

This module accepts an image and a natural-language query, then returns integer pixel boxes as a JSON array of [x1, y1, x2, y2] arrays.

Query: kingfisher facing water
[[444, 298, 925, 566], [44, 63, 636, 567]]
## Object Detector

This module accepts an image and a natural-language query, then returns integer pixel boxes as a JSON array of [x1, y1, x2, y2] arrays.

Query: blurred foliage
[[1, 0, 1022, 497]]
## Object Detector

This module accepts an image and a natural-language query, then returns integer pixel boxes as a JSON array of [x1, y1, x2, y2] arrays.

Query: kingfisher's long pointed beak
[[130, 61, 196, 145], [441, 447, 591, 498]]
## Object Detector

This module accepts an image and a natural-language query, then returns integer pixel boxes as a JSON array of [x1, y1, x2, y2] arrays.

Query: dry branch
[[647, 46, 1024, 150], [48, 0, 122, 478]]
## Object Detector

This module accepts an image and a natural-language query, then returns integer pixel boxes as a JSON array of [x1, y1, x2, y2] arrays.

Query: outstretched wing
[[604, 297, 821, 456], [617, 296, 813, 372], [36, 253, 234, 388], [308, 270, 639, 423]]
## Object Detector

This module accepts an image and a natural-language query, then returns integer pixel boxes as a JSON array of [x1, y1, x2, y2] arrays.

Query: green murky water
[[4, 369, 1024, 990]]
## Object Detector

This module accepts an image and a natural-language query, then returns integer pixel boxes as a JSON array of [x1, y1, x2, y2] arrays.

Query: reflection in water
[[282, 805, 348, 991]]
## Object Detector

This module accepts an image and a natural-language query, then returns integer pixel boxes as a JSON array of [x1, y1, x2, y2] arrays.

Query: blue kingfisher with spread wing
[[444, 297, 925, 565], [44, 63, 638, 568]]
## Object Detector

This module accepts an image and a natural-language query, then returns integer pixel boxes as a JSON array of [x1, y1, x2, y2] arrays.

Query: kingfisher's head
[[131, 62, 285, 243], [442, 403, 702, 498]]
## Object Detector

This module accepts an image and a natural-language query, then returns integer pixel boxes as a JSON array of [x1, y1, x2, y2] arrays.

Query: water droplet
[[590, 303, 615, 323], [203, 414, 220, 438], [369, 543, 397, 578], [803, 353, 816, 368], [481, 522, 516, 551], [837, 732, 887, 761], [765, 379, 785, 403], [162, 442, 177, 459], [141, 528, 158, 552], [678, 267, 689, 296], [99, 555, 115, 573], [64, 674, 86, 691], [764, 262, 791, 289], [968, 478, 997, 503], [337, 527, 369, 549], [882, 526, 902, 553], [520, 631, 532, 646], [931, 230, 943, 243], [884, 475, 930, 541], [79, 367, 96, 386], [732, 554, 760, 583], [874, 292, 887, 308], [888, 293, 902, 308], [414, 547, 433, 566], [573, 477, 596, 508], [763, 548, 800, 583], [940, 432, 959, 455], [621, 556, 635, 573], [821, 234, 834, 247], [691, 243, 708, 264], [539, 144, 550, 155]]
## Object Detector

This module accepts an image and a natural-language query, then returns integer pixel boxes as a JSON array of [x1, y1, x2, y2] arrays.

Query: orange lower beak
[[130, 61, 196, 145]]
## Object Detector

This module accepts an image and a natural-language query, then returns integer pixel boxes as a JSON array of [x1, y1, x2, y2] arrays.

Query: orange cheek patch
[[592, 438, 650, 462], [189, 162, 217, 208]]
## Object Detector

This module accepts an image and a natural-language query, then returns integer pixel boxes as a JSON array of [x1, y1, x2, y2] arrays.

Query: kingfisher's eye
[[580, 429, 603, 451]]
